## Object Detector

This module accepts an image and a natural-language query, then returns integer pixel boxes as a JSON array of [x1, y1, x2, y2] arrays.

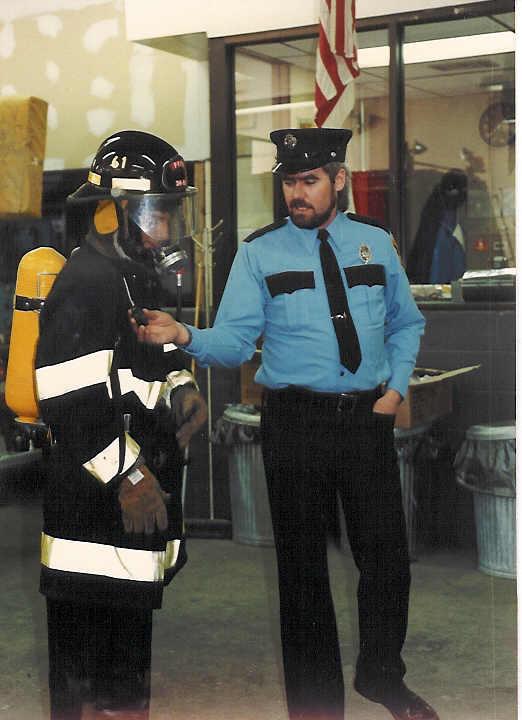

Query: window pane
[[234, 29, 390, 240], [404, 14, 515, 283], [349, 30, 390, 227]]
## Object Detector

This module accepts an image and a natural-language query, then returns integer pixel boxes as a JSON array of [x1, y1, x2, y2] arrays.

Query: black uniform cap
[[270, 127, 352, 174]]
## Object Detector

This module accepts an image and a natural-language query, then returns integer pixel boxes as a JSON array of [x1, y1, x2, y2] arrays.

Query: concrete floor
[[0, 490, 516, 720]]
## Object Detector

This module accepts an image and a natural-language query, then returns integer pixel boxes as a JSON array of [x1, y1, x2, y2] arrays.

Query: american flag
[[315, 0, 360, 128]]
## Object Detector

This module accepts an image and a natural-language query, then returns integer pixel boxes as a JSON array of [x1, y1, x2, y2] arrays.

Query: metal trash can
[[455, 423, 516, 579], [394, 423, 430, 560], [213, 404, 274, 547]]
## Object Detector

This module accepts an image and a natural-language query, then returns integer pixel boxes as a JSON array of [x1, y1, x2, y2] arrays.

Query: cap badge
[[283, 133, 298, 150], [359, 244, 372, 264]]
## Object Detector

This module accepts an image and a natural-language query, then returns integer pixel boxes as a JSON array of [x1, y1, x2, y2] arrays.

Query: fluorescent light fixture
[[403, 31, 515, 64], [357, 31, 514, 68], [483, 83, 505, 91], [358, 45, 390, 68], [236, 99, 314, 116]]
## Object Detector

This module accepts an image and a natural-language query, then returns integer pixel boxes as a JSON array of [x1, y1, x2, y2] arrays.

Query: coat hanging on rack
[[406, 169, 468, 284]]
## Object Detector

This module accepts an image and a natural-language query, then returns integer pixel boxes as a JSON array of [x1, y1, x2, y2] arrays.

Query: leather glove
[[118, 464, 170, 535], [171, 386, 208, 449]]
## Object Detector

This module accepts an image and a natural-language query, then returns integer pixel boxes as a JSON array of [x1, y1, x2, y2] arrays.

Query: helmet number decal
[[110, 155, 127, 169]]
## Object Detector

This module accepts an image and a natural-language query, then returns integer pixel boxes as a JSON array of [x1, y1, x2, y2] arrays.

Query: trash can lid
[[466, 423, 516, 441], [394, 423, 431, 440], [223, 404, 261, 426]]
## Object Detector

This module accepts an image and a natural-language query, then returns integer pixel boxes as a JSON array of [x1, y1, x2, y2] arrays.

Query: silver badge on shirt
[[359, 244, 372, 264]]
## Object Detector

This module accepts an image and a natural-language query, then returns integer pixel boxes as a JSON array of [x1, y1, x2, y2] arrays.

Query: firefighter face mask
[[126, 189, 198, 275]]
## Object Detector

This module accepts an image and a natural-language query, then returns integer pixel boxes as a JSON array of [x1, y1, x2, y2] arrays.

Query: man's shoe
[[355, 679, 439, 720]]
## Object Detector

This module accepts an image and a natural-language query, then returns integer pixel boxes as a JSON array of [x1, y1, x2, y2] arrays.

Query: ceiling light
[[358, 31, 514, 69], [236, 100, 314, 116], [403, 31, 514, 64]]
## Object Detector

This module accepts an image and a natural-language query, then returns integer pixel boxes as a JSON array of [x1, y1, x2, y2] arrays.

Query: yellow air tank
[[5, 247, 66, 427]]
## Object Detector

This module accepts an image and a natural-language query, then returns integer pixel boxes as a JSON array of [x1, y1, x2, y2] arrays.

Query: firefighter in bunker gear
[[35, 130, 206, 720]]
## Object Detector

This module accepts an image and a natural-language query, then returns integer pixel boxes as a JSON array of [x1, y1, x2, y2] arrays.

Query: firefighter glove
[[118, 464, 170, 535], [171, 385, 208, 449]]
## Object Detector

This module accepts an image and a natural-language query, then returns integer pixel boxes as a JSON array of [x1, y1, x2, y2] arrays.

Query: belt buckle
[[337, 391, 357, 413]]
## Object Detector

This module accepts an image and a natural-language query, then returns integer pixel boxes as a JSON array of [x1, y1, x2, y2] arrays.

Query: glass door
[[402, 12, 515, 283]]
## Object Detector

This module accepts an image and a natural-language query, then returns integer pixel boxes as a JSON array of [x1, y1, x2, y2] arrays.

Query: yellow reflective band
[[164, 538, 181, 572], [83, 432, 140, 484], [112, 177, 151, 191], [115, 370, 163, 409], [41, 533, 181, 583], [88, 170, 101, 186], [165, 369, 197, 392], [36, 349, 114, 401], [109, 369, 196, 410]]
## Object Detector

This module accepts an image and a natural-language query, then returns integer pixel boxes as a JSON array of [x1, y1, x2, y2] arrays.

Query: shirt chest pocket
[[344, 264, 386, 326], [265, 271, 315, 328]]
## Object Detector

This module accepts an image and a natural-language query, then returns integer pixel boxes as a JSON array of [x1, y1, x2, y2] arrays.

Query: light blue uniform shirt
[[184, 211, 425, 398]]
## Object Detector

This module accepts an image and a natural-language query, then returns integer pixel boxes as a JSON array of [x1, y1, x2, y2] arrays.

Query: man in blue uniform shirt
[[131, 127, 438, 720]]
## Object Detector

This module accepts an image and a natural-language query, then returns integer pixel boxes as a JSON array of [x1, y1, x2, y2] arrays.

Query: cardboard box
[[0, 96, 48, 217], [395, 366, 480, 429]]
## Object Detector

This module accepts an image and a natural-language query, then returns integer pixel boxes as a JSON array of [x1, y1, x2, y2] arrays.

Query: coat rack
[[190, 220, 222, 518], [181, 216, 227, 535]]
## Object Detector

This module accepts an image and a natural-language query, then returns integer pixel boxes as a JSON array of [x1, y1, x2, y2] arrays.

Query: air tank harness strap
[[110, 333, 127, 478], [15, 296, 46, 311]]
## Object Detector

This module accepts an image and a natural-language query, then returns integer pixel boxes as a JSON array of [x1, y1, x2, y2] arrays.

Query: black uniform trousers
[[261, 387, 411, 720], [47, 598, 153, 720]]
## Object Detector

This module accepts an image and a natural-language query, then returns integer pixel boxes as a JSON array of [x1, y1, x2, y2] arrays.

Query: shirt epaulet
[[243, 218, 287, 243], [346, 212, 391, 235]]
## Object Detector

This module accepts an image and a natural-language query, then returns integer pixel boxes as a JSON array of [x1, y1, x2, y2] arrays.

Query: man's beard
[[288, 191, 337, 229]]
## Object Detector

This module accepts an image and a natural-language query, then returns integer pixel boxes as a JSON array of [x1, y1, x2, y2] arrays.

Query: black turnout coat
[[35, 242, 188, 609]]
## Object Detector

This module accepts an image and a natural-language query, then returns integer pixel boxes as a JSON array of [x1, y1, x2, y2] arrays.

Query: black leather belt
[[263, 385, 383, 414]]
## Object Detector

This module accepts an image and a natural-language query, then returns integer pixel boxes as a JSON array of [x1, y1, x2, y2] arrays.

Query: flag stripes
[[315, 0, 360, 128]]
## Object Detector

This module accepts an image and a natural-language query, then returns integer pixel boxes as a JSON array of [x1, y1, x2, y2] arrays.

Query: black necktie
[[318, 228, 361, 373]]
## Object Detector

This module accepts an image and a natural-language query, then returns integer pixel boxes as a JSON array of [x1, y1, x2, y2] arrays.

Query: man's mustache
[[289, 201, 313, 210]]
